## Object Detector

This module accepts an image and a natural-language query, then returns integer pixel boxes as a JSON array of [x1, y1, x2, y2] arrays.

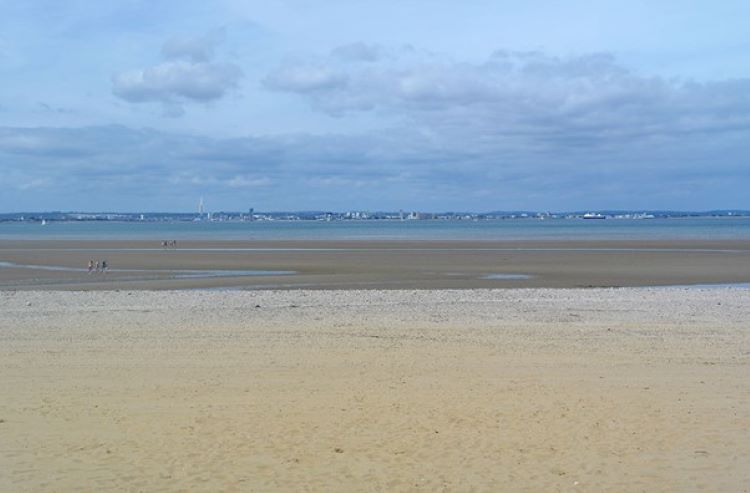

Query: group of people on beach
[[161, 240, 178, 248], [87, 259, 108, 273]]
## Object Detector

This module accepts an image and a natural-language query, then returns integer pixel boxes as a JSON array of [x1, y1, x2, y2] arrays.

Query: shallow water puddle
[[480, 273, 534, 280], [0, 260, 296, 278]]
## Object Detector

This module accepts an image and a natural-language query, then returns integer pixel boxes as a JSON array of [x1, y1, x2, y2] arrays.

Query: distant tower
[[198, 197, 205, 215]]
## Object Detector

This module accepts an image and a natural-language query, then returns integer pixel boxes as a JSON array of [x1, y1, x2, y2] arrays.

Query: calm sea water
[[1, 217, 749, 240]]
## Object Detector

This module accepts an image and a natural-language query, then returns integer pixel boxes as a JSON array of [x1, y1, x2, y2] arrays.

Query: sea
[[1, 217, 749, 241]]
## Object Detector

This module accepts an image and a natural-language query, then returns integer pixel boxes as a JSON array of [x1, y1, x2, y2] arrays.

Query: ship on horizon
[[582, 212, 606, 220]]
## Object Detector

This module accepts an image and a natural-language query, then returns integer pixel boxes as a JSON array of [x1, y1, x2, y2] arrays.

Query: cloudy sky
[[1, 0, 749, 212]]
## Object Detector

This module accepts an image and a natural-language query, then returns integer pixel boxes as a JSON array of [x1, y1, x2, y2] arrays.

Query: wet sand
[[1, 288, 748, 491], [2, 239, 750, 290]]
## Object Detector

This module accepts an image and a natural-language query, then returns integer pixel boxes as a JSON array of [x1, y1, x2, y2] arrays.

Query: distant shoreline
[[2, 210, 750, 224]]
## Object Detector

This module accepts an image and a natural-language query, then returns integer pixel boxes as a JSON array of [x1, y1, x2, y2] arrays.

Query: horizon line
[[2, 209, 750, 216]]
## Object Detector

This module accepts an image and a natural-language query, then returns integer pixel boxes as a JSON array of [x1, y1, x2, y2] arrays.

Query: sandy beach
[[1, 288, 748, 491], [2, 239, 750, 290], [5, 0, 749, 491]]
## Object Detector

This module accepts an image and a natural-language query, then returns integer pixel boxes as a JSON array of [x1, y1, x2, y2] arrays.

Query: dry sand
[[1, 288, 749, 491], [2, 239, 750, 290]]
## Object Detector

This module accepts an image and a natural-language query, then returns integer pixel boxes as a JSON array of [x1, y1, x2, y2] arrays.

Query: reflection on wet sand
[[1, 239, 750, 290]]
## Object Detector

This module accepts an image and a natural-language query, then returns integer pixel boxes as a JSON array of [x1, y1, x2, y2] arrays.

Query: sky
[[1, 0, 749, 212]]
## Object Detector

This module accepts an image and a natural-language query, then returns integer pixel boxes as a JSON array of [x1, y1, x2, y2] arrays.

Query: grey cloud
[[0, 126, 96, 157], [1, 118, 748, 211], [0, 126, 272, 209], [37, 102, 75, 114], [331, 42, 381, 62]]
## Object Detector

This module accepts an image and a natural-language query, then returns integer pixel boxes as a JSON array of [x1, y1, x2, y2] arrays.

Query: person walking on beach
[[94, 260, 100, 273], [87, 259, 94, 274], [101, 260, 108, 273]]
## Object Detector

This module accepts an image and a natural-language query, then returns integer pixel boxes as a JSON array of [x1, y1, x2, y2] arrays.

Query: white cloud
[[113, 61, 242, 103], [227, 175, 272, 188], [264, 64, 347, 93], [264, 48, 750, 146], [5, 46, 750, 211], [112, 30, 242, 115], [17, 177, 52, 190], [168, 173, 272, 189], [161, 29, 225, 63]]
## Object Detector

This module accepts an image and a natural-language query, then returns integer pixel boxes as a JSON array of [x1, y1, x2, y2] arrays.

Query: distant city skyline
[[2, 208, 749, 219], [1, 1, 749, 212]]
